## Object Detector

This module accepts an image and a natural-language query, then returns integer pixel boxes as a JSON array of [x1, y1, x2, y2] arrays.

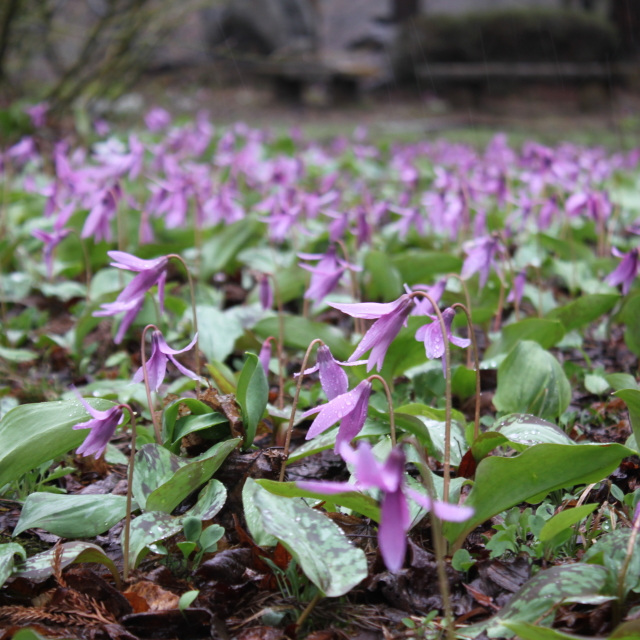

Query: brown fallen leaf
[[126, 580, 180, 611]]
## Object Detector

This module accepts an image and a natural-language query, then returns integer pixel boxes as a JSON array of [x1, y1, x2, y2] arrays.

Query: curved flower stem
[[270, 274, 286, 411], [451, 303, 481, 441], [140, 323, 162, 444], [118, 403, 136, 583], [616, 506, 640, 623], [336, 239, 362, 335], [493, 273, 506, 333], [166, 254, 200, 395], [367, 374, 396, 447], [67, 229, 92, 300], [408, 291, 452, 503], [496, 231, 520, 321], [446, 273, 473, 367], [279, 338, 325, 482], [410, 438, 455, 640], [296, 591, 322, 629]]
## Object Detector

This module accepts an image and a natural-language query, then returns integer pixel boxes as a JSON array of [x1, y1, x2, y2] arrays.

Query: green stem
[[336, 239, 362, 335], [367, 374, 396, 447], [408, 291, 452, 502], [140, 323, 162, 444], [446, 272, 473, 368], [279, 338, 325, 482], [270, 274, 286, 411], [451, 303, 481, 441], [296, 591, 322, 629], [616, 506, 640, 623], [119, 403, 136, 583]]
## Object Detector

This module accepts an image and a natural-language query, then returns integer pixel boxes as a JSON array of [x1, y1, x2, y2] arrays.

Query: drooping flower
[[258, 274, 273, 310], [298, 442, 473, 572], [259, 337, 274, 376], [461, 236, 501, 289], [329, 295, 414, 372], [94, 251, 169, 343], [71, 389, 125, 459], [303, 380, 372, 451], [81, 185, 121, 243], [132, 330, 199, 391], [295, 344, 367, 401], [415, 308, 470, 375], [507, 270, 527, 306], [25, 103, 48, 128], [31, 204, 74, 279], [145, 107, 172, 133], [605, 247, 639, 295], [408, 279, 447, 316]]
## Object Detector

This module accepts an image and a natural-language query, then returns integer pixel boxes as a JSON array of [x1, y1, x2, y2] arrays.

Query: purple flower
[[71, 389, 124, 459], [298, 442, 473, 572], [258, 275, 273, 310], [303, 380, 372, 452], [415, 308, 470, 375], [461, 236, 501, 289], [295, 344, 367, 401], [259, 337, 274, 376], [145, 107, 172, 132], [132, 330, 199, 391], [507, 270, 527, 305], [330, 295, 414, 372], [605, 247, 639, 295], [94, 251, 169, 343], [407, 279, 446, 316], [31, 205, 74, 279], [81, 185, 121, 243], [25, 103, 48, 128]]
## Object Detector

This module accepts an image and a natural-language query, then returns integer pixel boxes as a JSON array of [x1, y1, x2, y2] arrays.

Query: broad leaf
[[256, 479, 381, 522], [170, 413, 229, 448], [254, 489, 368, 597], [492, 414, 574, 452], [0, 543, 26, 589], [123, 512, 183, 569], [185, 479, 227, 520], [539, 504, 598, 542], [547, 293, 619, 331], [484, 318, 565, 359], [614, 389, 640, 447], [15, 541, 120, 587], [444, 443, 632, 547], [14, 493, 129, 538], [494, 341, 571, 420], [502, 621, 593, 640], [243, 478, 277, 547], [461, 564, 608, 639], [162, 397, 214, 444], [196, 305, 245, 364], [236, 352, 269, 449], [0, 398, 117, 488], [392, 251, 462, 285]]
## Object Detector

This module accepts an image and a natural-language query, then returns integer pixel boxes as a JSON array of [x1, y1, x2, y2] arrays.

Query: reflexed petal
[[71, 387, 117, 421], [114, 297, 145, 344], [296, 480, 355, 495], [405, 488, 474, 522], [259, 338, 272, 375], [329, 297, 407, 320], [334, 382, 371, 450], [379, 448, 405, 494], [316, 345, 349, 400], [378, 490, 409, 573], [167, 354, 199, 381], [157, 331, 198, 355], [116, 262, 167, 304], [108, 251, 167, 271]]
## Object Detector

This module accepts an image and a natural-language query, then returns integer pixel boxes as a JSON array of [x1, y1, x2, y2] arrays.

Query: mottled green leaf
[[243, 478, 277, 547], [185, 479, 227, 520], [15, 542, 120, 587], [493, 414, 574, 452], [444, 443, 632, 547], [0, 543, 26, 588], [236, 352, 268, 449], [123, 512, 183, 569], [254, 489, 368, 597], [0, 398, 118, 488], [256, 479, 381, 522], [0, 346, 38, 362], [14, 493, 130, 538]]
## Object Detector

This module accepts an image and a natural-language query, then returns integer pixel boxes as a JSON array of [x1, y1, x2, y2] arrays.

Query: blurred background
[[0, 0, 639, 145]]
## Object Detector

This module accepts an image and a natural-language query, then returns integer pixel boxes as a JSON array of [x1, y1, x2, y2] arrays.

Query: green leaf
[[392, 251, 462, 285], [185, 479, 227, 520], [610, 620, 640, 640], [494, 341, 571, 421], [143, 439, 240, 514], [585, 373, 610, 395], [236, 352, 269, 449], [123, 512, 183, 569], [443, 443, 632, 547], [471, 432, 509, 461], [183, 516, 202, 543], [15, 541, 121, 587], [205, 361, 237, 394], [0, 346, 38, 362], [0, 399, 117, 488], [171, 413, 229, 448], [200, 218, 263, 276], [493, 414, 574, 452], [606, 373, 639, 391], [0, 543, 26, 588], [254, 315, 352, 362], [14, 493, 129, 538], [539, 504, 598, 542], [614, 389, 640, 448], [254, 489, 368, 597], [501, 621, 592, 640], [620, 295, 640, 357], [484, 318, 565, 359], [547, 293, 619, 331], [256, 479, 381, 522], [364, 250, 402, 301], [161, 398, 214, 445], [12, 628, 70, 640], [179, 590, 200, 612], [451, 549, 476, 572], [196, 305, 244, 364], [462, 564, 607, 639], [199, 524, 224, 551], [243, 478, 278, 547]]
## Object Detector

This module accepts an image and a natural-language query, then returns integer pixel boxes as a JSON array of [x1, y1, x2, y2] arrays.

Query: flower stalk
[[121, 403, 137, 583], [140, 324, 162, 443], [279, 338, 325, 482], [367, 374, 396, 447]]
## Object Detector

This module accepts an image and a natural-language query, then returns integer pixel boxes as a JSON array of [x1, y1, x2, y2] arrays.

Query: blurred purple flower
[[145, 107, 172, 133], [258, 274, 273, 310], [303, 380, 372, 451], [415, 308, 470, 375], [259, 337, 274, 375], [81, 184, 121, 242], [330, 295, 414, 372], [298, 442, 473, 572], [605, 247, 639, 295], [71, 388, 125, 459], [31, 204, 75, 279], [132, 329, 199, 391], [507, 270, 527, 305], [461, 236, 501, 289], [25, 103, 48, 128], [7, 137, 38, 165], [407, 279, 447, 316]]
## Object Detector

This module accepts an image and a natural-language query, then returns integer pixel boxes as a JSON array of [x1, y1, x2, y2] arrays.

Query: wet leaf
[[484, 318, 565, 359], [0, 543, 26, 588], [123, 512, 183, 569], [243, 478, 277, 547], [14, 493, 130, 538], [493, 414, 574, 452], [236, 352, 269, 449], [254, 488, 368, 597], [538, 504, 598, 542], [184, 479, 227, 520]]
